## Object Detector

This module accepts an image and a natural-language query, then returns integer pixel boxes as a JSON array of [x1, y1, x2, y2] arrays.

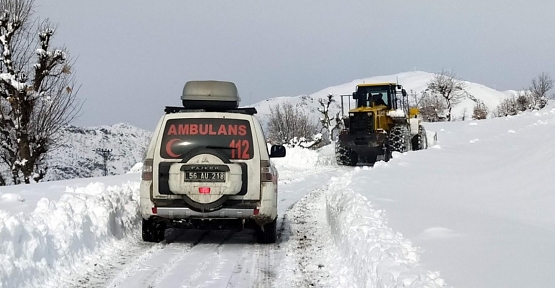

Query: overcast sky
[[34, 0, 555, 130]]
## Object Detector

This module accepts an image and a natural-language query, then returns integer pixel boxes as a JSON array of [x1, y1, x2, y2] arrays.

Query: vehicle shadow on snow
[[161, 216, 294, 246], [164, 228, 260, 245]]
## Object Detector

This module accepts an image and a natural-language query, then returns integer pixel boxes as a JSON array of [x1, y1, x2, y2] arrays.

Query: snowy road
[[2, 143, 444, 288], [105, 230, 276, 288], [59, 167, 344, 288]]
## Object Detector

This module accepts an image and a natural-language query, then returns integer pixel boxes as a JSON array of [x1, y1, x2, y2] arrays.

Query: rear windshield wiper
[[205, 145, 236, 150]]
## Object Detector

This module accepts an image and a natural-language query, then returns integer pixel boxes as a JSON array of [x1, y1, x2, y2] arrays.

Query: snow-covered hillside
[[44, 123, 151, 181], [252, 71, 515, 125], [31, 71, 512, 183], [1, 102, 555, 287]]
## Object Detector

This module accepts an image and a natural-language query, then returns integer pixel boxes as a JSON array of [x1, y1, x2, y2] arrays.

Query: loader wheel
[[411, 125, 428, 150], [418, 126, 428, 150], [390, 125, 411, 153], [335, 142, 358, 166]]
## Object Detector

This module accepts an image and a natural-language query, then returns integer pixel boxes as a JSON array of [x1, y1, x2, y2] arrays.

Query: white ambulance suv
[[139, 81, 285, 244]]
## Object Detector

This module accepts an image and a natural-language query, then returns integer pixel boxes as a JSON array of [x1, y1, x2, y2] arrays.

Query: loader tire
[[390, 125, 411, 153], [411, 125, 428, 150], [335, 142, 358, 166]]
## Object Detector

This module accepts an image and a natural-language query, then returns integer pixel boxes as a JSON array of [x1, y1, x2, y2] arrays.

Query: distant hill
[[21, 71, 517, 182], [44, 123, 151, 181], [252, 71, 516, 125]]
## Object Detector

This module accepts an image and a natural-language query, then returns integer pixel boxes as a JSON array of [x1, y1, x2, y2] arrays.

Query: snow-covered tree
[[317, 93, 342, 142], [266, 102, 318, 145], [493, 97, 518, 117], [0, 0, 80, 185], [529, 72, 552, 109], [472, 100, 488, 120], [408, 89, 420, 107], [515, 91, 532, 112], [426, 70, 467, 121], [418, 90, 447, 122]]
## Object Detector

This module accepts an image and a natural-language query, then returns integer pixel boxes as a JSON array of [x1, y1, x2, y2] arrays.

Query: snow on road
[[4, 104, 555, 287], [0, 139, 444, 287], [61, 167, 343, 288]]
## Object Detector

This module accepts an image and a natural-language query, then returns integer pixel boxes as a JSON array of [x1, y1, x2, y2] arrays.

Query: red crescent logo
[[165, 138, 182, 158]]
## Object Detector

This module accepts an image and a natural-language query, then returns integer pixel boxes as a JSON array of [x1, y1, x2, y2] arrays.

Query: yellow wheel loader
[[335, 83, 428, 166]]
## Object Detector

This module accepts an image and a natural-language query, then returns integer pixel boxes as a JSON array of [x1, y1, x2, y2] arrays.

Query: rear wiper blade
[[205, 145, 236, 150]]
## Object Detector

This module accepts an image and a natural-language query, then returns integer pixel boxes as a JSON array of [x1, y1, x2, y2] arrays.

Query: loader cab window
[[355, 86, 393, 108]]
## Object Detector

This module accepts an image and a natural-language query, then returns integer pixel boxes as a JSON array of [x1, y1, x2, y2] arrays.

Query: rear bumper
[[140, 180, 278, 225], [155, 207, 255, 219]]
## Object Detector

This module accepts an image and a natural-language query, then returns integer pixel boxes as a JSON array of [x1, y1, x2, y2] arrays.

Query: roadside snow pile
[[325, 170, 447, 287], [271, 144, 335, 183], [0, 181, 141, 288], [127, 162, 143, 174], [0, 193, 25, 202]]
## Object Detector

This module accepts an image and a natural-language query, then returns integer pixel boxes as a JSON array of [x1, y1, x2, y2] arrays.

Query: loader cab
[[353, 83, 407, 111]]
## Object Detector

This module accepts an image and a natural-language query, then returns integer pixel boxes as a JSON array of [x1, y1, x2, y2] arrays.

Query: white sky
[[34, 0, 555, 130]]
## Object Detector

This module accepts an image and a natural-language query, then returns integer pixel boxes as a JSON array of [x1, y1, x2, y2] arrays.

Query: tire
[[335, 142, 358, 166], [389, 125, 411, 153], [383, 145, 393, 162], [360, 154, 378, 164], [142, 218, 167, 243], [418, 126, 428, 150], [256, 218, 277, 244], [411, 125, 428, 150]]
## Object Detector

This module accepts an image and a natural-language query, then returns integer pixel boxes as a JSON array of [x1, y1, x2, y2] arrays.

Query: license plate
[[184, 171, 226, 182]]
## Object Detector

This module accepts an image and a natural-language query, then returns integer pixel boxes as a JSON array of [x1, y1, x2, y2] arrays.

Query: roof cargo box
[[181, 80, 240, 111]]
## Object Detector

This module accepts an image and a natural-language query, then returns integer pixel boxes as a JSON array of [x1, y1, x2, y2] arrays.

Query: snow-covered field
[[2, 103, 555, 287]]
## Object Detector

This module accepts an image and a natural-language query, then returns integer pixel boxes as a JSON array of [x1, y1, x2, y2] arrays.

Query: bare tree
[[426, 70, 467, 121], [460, 107, 468, 121], [472, 100, 488, 120], [266, 102, 318, 145], [529, 72, 552, 109], [515, 91, 532, 112], [493, 97, 518, 117], [409, 89, 420, 107], [418, 90, 447, 122], [0, 0, 80, 185], [317, 94, 342, 142]]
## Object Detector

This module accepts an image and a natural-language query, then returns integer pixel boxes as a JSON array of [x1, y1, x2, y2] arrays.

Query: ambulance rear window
[[160, 118, 254, 160]]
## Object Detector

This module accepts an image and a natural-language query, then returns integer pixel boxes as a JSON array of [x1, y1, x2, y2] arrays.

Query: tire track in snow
[[105, 229, 208, 288], [49, 237, 164, 288], [275, 182, 355, 288], [152, 230, 238, 287], [225, 238, 278, 288], [64, 168, 344, 288]]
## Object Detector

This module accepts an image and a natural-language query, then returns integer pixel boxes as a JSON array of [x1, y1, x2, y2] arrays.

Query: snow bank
[[271, 144, 335, 183], [127, 162, 143, 174], [325, 171, 446, 287], [0, 181, 140, 288], [0, 193, 25, 202]]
